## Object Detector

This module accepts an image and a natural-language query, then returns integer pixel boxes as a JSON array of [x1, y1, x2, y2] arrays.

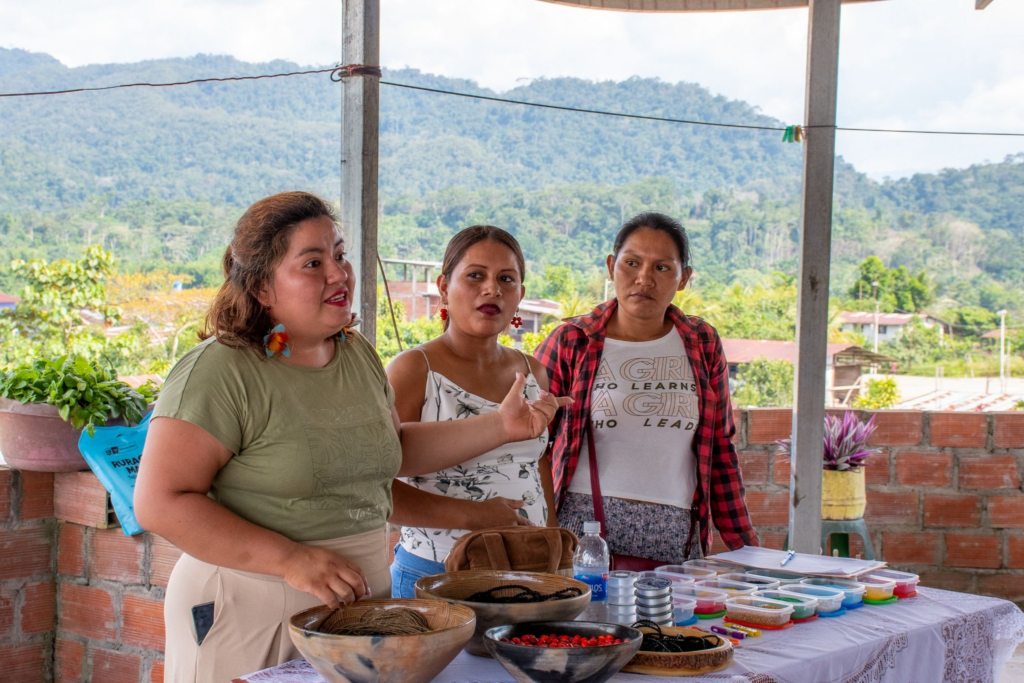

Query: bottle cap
[[583, 521, 601, 534]]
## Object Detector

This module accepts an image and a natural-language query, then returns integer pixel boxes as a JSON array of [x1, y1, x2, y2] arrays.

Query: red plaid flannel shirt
[[535, 299, 759, 554]]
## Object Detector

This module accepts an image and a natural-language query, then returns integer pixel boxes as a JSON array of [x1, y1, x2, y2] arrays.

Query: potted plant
[[0, 356, 158, 472], [775, 412, 880, 520]]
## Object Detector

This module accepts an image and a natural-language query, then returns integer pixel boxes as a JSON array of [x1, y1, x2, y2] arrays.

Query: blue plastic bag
[[77, 412, 152, 536]]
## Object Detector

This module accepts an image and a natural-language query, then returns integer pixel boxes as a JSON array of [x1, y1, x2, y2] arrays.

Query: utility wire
[[1, 65, 1023, 138]]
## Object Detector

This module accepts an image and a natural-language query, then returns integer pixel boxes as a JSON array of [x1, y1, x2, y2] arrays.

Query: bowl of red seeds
[[483, 621, 643, 683]]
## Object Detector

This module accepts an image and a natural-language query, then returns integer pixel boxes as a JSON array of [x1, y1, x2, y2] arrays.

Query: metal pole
[[789, 0, 842, 556], [342, 0, 381, 344], [998, 309, 1007, 392]]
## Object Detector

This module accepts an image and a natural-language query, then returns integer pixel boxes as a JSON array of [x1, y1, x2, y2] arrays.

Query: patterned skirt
[[558, 492, 702, 564]]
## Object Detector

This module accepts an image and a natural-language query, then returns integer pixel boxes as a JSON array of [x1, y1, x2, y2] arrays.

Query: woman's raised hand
[[281, 544, 370, 610], [471, 496, 535, 529], [497, 373, 573, 443]]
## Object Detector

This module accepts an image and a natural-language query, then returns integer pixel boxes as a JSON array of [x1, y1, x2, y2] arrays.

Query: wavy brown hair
[[200, 191, 339, 353], [440, 225, 526, 331]]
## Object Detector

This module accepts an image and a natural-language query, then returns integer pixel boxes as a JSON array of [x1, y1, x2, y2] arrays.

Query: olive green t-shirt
[[152, 332, 401, 542]]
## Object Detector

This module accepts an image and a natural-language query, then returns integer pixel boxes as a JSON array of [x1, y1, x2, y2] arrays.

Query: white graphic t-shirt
[[568, 330, 698, 509]]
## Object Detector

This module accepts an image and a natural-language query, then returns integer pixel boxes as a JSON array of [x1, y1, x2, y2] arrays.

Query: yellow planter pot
[[821, 469, 866, 520]]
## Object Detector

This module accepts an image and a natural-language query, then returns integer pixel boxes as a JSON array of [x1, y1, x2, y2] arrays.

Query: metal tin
[[608, 570, 639, 587], [635, 594, 672, 607], [635, 577, 672, 593], [637, 605, 674, 620]]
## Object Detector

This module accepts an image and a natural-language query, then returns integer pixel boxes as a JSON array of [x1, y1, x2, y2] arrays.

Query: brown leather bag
[[444, 526, 579, 574]]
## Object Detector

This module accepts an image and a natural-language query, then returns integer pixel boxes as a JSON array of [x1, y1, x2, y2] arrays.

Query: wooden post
[[789, 0, 842, 554], [341, 0, 380, 344]]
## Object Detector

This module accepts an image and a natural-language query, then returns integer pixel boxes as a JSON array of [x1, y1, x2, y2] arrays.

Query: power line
[[1, 65, 1023, 138]]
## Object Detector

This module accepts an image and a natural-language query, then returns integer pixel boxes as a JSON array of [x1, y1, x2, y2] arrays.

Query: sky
[[1, 0, 1022, 180]]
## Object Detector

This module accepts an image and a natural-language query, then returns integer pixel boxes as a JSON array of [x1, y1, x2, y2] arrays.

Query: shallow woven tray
[[622, 625, 733, 677]]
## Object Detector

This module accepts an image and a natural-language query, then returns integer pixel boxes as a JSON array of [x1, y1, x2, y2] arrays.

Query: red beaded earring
[[439, 306, 448, 321], [511, 310, 523, 329]]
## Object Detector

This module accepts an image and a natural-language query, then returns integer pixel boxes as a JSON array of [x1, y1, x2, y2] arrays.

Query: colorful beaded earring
[[263, 323, 291, 357]]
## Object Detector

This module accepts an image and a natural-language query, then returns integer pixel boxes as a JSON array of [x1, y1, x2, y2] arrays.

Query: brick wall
[[1, 408, 1022, 681], [727, 409, 1024, 602]]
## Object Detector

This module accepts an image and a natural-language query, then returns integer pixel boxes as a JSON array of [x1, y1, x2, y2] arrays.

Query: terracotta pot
[[0, 397, 89, 472], [821, 468, 866, 520]]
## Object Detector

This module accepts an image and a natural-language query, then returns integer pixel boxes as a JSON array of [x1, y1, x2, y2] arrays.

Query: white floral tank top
[[398, 350, 549, 563]]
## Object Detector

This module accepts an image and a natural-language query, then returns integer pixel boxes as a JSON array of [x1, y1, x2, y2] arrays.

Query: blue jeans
[[390, 545, 446, 598]]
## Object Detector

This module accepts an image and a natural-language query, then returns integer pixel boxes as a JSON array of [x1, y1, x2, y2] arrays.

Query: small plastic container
[[672, 596, 697, 624], [779, 584, 845, 614], [801, 578, 866, 608], [747, 568, 806, 586], [671, 585, 729, 616], [695, 578, 758, 596], [867, 569, 920, 597], [755, 589, 818, 620], [857, 574, 896, 601], [683, 559, 737, 575], [724, 596, 794, 627], [721, 573, 781, 591]]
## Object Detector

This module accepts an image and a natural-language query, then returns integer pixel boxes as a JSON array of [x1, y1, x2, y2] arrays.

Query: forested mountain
[[1, 48, 1022, 311]]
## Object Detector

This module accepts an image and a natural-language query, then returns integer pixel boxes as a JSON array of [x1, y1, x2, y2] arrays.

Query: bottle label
[[575, 572, 608, 602]]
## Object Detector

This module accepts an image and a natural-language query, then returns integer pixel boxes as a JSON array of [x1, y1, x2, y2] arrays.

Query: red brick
[[917, 570, 973, 593], [923, 493, 981, 528], [122, 594, 166, 651], [744, 490, 790, 527], [0, 589, 13, 638], [0, 644, 47, 680], [149, 535, 182, 588], [864, 450, 890, 485], [773, 456, 791, 486], [92, 649, 142, 683], [709, 533, 728, 557], [994, 412, 1024, 449], [60, 583, 116, 641], [977, 573, 1024, 602], [895, 452, 953, 487], [746, 409, 792, 445], [151, 660, 165, 683], [56, 637, 86, 683], [867, 411, 922, 447], [22, 580, 55, 633], [882, 531, 940, 565], [959, 455, 1020, 489], [929, 412, 988, 448], [863, 490, 919, 526], [737, 451, 768, 485], [0, 523, 52, 580], [944, 533, 1002, 569], [0, 467, 13, 521], [54, 472, 112, 528], [758, 530, 787, 551], [20, 471, 55, 519], [989, 496, 1024, 528], [1009, 535, 1024, 569], [90, 528, 144, 583], [59, 524, 86, 577]]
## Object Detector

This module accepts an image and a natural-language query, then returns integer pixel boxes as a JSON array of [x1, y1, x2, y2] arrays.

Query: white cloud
[[1, 0, 1022, 179]]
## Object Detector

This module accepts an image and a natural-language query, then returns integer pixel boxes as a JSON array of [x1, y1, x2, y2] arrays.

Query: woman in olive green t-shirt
[[134, 192, 569, 683]]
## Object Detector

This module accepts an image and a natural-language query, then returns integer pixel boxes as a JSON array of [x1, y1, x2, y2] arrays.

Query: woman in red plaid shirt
[[536, 212, 758, 570]]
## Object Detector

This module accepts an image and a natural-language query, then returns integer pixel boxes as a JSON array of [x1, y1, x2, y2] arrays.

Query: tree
[[732, 357, 794, 407], [848, 256, 931, 312]]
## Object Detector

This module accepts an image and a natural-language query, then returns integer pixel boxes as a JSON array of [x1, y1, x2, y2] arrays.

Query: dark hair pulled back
[[613, 212, 691, 269], [201, 191, 339, 352], [440, 225, 526, 331]]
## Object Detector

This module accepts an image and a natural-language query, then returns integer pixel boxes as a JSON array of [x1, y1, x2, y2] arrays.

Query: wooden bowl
[[415, 570, 590, 657], [622, 625, 733, 677], [288, 599, 475, 683], [484, 621, 643, 683]]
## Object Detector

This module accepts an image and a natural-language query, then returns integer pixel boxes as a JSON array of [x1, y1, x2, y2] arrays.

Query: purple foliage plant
[[775, 412, 882, 471]]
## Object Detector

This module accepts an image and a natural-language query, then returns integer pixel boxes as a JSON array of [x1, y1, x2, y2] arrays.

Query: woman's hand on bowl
[[497, 373, 573, 443], [283, 545, 370, 610], [469, 496, 534, 529]]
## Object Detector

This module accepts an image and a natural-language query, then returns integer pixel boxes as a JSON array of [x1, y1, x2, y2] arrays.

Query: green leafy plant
[[732, 357, 794, 407], [0, 356, 158, 436], [853, 376, 900, 410]]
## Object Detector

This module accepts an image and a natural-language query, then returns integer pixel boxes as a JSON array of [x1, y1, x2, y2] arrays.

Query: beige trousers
[[163, 528, 392, 683]]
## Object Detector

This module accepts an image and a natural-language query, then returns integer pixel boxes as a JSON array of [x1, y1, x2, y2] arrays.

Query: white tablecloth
[[236, 587, 1024, 683]]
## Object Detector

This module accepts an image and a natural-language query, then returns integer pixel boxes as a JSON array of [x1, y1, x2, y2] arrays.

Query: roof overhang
[[537, 0, 884, 13]]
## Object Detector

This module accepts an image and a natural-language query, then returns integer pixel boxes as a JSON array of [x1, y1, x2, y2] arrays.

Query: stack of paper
[[708, 546, 886, 578]]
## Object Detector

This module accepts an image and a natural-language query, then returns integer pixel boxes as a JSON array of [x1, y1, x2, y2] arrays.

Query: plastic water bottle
[[573, 521, 610, 622]]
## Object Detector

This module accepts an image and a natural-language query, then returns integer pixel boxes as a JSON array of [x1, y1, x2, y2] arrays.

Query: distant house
[[838, 311, 950, 344], [721, 338, 895, 406], [0, 292, 19, 310], [508, 299, 561, 337]]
